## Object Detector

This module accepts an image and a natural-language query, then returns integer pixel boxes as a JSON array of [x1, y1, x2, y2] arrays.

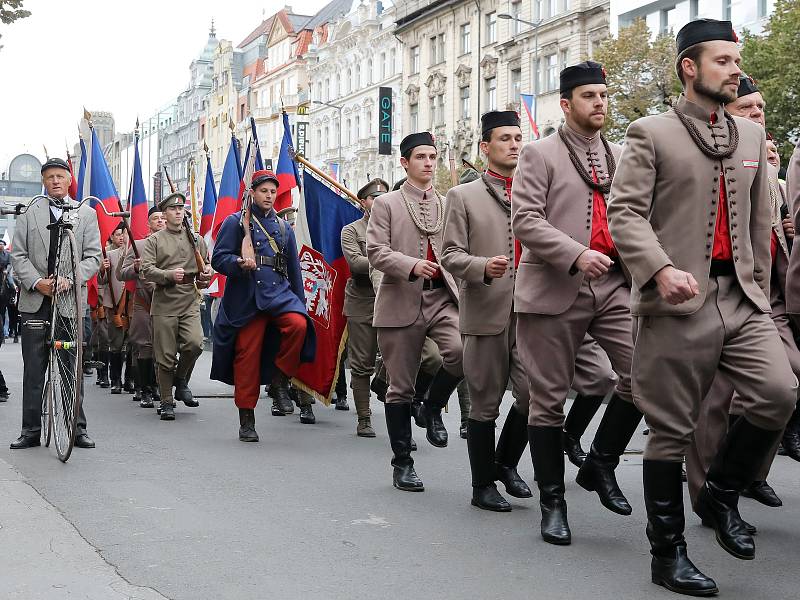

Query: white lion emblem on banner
[[299, 245, 336, 328]]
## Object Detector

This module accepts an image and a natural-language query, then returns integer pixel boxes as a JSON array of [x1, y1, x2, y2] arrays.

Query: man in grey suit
[[9, 158, 101, 449]]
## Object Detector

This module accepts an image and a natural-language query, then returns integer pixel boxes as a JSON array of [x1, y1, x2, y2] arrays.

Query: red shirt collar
[[485, 169, 514, 188]]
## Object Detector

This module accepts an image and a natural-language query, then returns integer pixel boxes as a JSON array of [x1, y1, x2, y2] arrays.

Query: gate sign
[[296, 122, 308, 157], [378, 87, 392, 156]]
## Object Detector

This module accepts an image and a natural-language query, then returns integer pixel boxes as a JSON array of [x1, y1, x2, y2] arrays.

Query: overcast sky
[[0, 0, 332, 173]]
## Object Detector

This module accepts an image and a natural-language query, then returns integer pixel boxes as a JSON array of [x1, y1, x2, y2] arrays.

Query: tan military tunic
[[98, 245, 128, 352], [118, 239, 155, 359]]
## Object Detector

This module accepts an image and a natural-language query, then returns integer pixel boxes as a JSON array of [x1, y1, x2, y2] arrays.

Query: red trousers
[[234, 312, 307, 409]]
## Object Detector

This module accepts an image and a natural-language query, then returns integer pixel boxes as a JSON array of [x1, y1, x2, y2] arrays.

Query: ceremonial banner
[[128, 133, 149, 241], [520, 94, 540, 140], [293, 168, 362, 403], [199, 153, 217, 240], [87, 127, 123, 244], [275, 111, 300, 212], [209, 134, 242, 297]]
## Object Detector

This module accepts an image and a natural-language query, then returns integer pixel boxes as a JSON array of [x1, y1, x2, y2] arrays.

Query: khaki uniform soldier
[[341, 178, 389, 437], [782, 140, 800, 459], [607, 20, 796, 596], [98, 223, 130, 394], [141, 192, 212, 420], [511, 62, 643, 546], [367, 132, 464, 492], [118, 206, 165, 409], [686, 77, 797, 513]]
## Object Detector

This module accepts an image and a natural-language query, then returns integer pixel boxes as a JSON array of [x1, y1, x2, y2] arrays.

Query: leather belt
[[350, 274, 372, 288], [709, 260, 735, 277], [422, 278, 445, 291], [176, 274, 197, 285], [256, 255, 277, 266]]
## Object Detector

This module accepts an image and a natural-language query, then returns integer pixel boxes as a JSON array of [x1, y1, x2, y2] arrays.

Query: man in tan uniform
[[341, 178, 388, 437], [783, 141, 800, 459], [98, 224, 130, 394], [686, 76, 795, 513], [141, 192, 212, 420], [511, 62, 643, 546], [608, 20, 796, 596], [118, 206, 165, 408], [367, 132, 463, 492]]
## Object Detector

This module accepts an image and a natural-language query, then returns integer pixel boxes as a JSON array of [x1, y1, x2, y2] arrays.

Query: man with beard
[[367, 132, 463, 492], [118, 206, 166, 408], [511, 62, 642, 545], [608, 20, 796, 596]]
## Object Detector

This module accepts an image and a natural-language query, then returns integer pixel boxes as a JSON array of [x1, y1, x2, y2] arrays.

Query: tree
[[741, 0, 800, 166], [0, 0, 31, 51], [594, 18, 681, 142]]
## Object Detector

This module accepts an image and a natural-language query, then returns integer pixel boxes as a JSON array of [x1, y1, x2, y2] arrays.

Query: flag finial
[[203, 141, 209, 154], [43, 145, 49, 159], [83, 107, 93, 129], [228, 115, 235, 133]]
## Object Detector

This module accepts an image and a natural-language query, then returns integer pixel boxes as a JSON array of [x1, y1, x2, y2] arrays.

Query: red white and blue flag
[[293, 168, 362, 403], [88, 127, 123, 244], [128, 132, 149, 241], [275, 111, 300, 212], [199, 153, 217, 240], [76, 137, 88, 200], [211, 133, 242, 241], [520, 94, 540, 140]]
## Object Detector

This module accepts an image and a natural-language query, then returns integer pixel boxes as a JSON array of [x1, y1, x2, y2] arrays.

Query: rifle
[[289, 149, 363, 211], [163, 166, 206, 274], [238, 139, 256, 267], [101, 244, 127, 329], [462, 157, 480, 173]]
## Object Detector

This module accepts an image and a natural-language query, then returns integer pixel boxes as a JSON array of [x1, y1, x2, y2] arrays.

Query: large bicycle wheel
[[49, 228, 83, 462], [42, 378, 52, 447]]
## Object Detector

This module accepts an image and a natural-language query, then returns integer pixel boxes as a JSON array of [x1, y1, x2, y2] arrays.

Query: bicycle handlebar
[[0, 195, 130, 219]]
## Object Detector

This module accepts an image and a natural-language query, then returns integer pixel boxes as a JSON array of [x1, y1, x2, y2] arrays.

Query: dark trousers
[[0, 368, 7, 394], [21, 301, 87, 436], [7, 303, 20, 338]]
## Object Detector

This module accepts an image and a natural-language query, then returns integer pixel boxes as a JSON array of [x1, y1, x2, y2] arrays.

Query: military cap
[[737, 75, 759, 98], [112, 221, 126, 233], [148, 205, 162, 217], [392, 177, 407, 192], [481, 110, 521, 136], [676, 19, 737, 54], [357, 178, 390, 200], [159, 191, 187, 211], [252, 169, 280, 188], [560, 61, 607, 94], [40, 157, 71, 174], [400, 132, 436, 157], [277, 206, 297, 224]]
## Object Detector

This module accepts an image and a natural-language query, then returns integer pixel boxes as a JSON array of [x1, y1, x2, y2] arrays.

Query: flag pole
[[290, 149, 362, 207]]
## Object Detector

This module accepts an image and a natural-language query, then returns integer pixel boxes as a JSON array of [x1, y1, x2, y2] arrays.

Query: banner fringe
[[291, 325, 349, 408]]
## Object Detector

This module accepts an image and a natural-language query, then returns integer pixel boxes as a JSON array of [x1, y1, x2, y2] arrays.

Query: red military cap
[[252, 170, 280, 188]]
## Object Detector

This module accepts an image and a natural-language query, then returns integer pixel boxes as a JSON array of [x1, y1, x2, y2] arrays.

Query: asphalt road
[[0, 343, 798, 599]]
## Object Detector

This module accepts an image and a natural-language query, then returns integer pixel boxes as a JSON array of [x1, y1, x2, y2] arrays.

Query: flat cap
[[40, 157, 71, 174], [676, 18, 738, 54], [737, 75, 759, 98], [400, 132, 436, 157], [560, 61, 606, 94], [481, 110, 521, 135]]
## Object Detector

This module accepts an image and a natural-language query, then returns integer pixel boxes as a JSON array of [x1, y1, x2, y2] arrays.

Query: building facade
[[307, 0, 404, 187]]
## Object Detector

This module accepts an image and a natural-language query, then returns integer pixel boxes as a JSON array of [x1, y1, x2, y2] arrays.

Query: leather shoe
[[10, 434, 40, 449], [695, 481, 755, 560], [0, 391, 8, 402], [299, 405, 316, 424], [392, 456, 424, 492], [160, 403, 176, 421], [562, 431, 587, 467], [174, 379, 199, 407], [424, 405, 448, 447], [334, 394, 349, 411], [74, 434, 95, 449], [651, 546, 719, 597], [576, 451, 632, 515], [741, 480, 782, 507], [540, 496, 571, 545], [701, 516, 757, 536], [496, 463, 533, 498], [472, 484, 512, 512]]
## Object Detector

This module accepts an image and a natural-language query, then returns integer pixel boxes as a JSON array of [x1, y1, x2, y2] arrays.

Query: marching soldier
[[118, 206, 165, 408], [98, 223, 130, 394], [784, 141, 800, 460], [141, 192, 211, 420], [512, 62, 643, 545], [608, 19, 796, 595], [367, 132, 463, 492], [211, 170, 316, 441], [341, 177, 389, 437]]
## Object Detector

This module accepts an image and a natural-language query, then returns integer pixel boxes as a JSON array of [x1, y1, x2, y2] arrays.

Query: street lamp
[[498, 13, 542, 129], [312, 99, 344, 180]]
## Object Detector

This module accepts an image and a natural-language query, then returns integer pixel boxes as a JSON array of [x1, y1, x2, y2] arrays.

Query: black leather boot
[[385, 403, 424, 492], [411, 369, 434, 428], [467, 419, 511, 512], [123, 352, 136, 393], [741, 480, 782, 507], [495, 405, 533, 498], [645, 460, 718, 596], [576, 394, 642, 516], [370, 357, 388, 403], [174, 377, 199, 407], [563, 394, 605, 467], [424, 367, 461, 448], [137, 358, 154, 408], [779, 404, 800, 462], [695, 418, 782, 560], [98, 351, 110, 388], [270, 372, 295, 414], [529, 426, 571, 545], [334, 361, 349, 410], [109, 352, 123, 394], [238, 408, 259, 442]]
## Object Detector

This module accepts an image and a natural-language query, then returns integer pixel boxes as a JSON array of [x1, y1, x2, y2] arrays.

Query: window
[[438, 34, 446, 65], [345, 118, 351, 145], [511, 1, 522, 34], [460, 86, 470, 119], [346, 68, 352, 94], [560, 49, 568, 72], [534, 0, 542, 20], [485, 77, 497, 110], [368, 59, 373, 84], [366, 110, 372, 135], [436, 94, 445, 125], [355, 64, 361, 89], [757, 0, 767, 18], [429, 36, 437, 66], [429, 96, 436, 128], [381, 52, 387, 79], [410, 103, 419, 132], [390, 48, 396, 75], [545, 0, 557, 18], [690, 0, 699, 19], [410, 46, 420, 74], [510, 68, 521, 103], [355, 115, 361, 141], [460, 23, 471, 54], [722, 0, 732, 21], [317, 129, 322, 155], [545, 53, 558, 92], [324, 126, 329, 151], [485, 12, 497, 44], [429, 34, 445, 65]]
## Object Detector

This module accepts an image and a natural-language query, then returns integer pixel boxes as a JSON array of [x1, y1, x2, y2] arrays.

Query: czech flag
[[250, 116, 264, 171], [520, 94, 540, 140], [211, 134, 242, 241], [275, 111, 300, 212], [88, 127, 122, 244], [292, 168, 362, 403], [128, 133, 149, 240], [199, 153, 217, 241], [67, 153, 79, 200], [76, 137, 88, 199]]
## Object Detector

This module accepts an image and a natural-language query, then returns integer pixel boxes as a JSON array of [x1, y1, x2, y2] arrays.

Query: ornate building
[[306, 0, 404, 188], [204, 39, 245, 177]]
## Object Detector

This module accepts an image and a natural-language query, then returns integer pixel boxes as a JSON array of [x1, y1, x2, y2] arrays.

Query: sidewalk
[[0, 457, 169, 600]]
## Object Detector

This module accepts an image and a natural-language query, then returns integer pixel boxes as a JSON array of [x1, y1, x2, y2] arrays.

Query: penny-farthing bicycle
[[2, 196, 128, 462]]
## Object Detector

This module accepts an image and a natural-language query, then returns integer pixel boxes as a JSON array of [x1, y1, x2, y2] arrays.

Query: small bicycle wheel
[[41, 378, 52, 447], [49, 228, 83, 462]]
